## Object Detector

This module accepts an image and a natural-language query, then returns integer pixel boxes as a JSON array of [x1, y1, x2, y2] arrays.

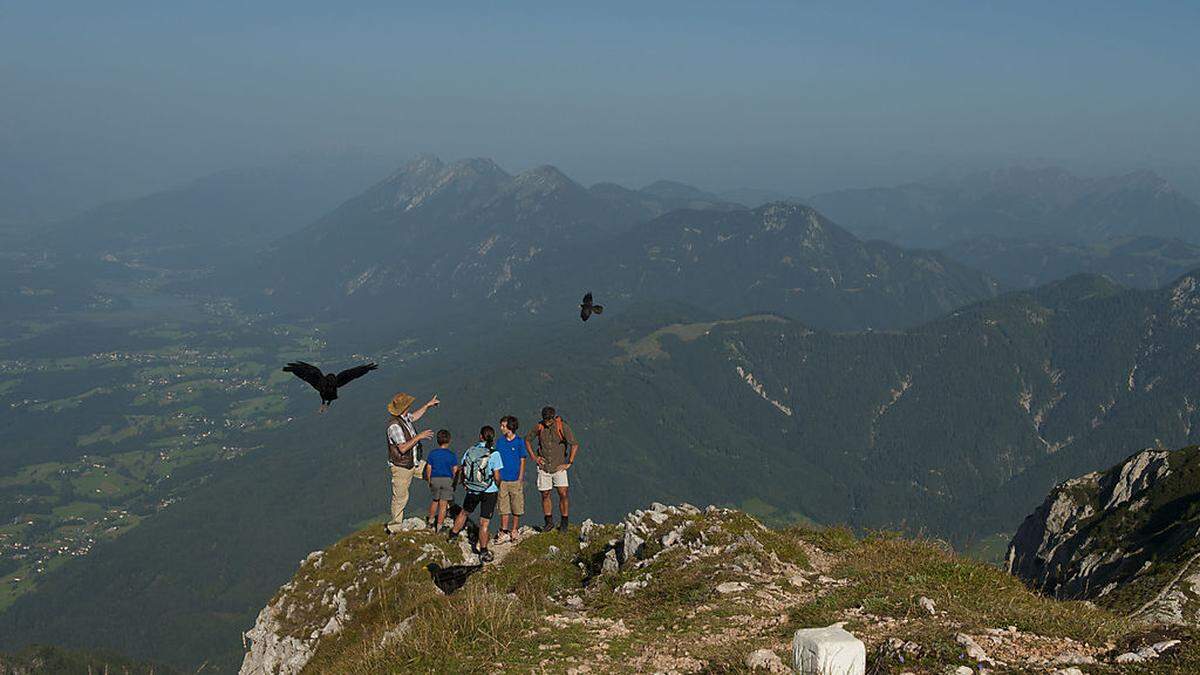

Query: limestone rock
[[745, 648, 787, 672], [955, 633, 993, 665], [792, 624, 865, 675], [601, 548, 620, 574]]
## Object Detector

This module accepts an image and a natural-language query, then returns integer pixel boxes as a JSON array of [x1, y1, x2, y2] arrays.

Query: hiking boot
[[480, 549, 494, 563], [557, 517, 569, 533], [447, 530, 460, 542]]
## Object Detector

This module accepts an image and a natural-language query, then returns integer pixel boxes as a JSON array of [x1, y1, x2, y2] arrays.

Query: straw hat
[[387, 392, 416, 416]]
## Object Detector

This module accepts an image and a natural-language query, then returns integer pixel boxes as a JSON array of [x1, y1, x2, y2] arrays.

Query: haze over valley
[[3, 3, 1200, 673]]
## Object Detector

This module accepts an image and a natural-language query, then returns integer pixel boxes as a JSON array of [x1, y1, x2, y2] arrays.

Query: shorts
[[498, 481, 525, 516], [462, 490, 498, 520], [536, 468, 569, 491], [429, 476, 454, 501]]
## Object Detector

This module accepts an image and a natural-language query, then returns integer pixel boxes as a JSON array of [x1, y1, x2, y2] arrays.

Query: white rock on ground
[[745, 648, 787, 672], [955, 633, 994, 665], [387, 517, 428, 532], [240, 602, 314, 675], [792, 624, 865, 675], [918, 596, 936, 615]]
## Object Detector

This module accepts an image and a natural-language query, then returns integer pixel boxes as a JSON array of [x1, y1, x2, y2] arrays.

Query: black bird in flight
[[580, 292, 604, 322], [427, 562, 484, 595], [282, 361, 378, 413]]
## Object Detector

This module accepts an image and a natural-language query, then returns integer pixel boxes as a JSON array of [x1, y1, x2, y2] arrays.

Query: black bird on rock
[[580, 292, 604, 322], [282, 361, 378, 413], [427, 562, 484, 595]]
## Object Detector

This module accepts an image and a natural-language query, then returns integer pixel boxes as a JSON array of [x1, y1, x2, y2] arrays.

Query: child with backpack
[[423, 429, 459, 530], [447, 425, 505, 562]]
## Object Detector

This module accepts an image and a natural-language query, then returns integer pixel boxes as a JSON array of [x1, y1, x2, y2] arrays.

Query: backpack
[[461, 444, 495, 492], [536, 416, 567, 442], [535, 416, 570, 459]]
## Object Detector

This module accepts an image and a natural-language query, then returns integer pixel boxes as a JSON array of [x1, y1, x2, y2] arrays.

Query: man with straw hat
[[385, 391, 440, 533]]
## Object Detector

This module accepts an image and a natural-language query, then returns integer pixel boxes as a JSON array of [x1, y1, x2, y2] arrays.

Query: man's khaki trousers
[[386, 462, 425, 533]]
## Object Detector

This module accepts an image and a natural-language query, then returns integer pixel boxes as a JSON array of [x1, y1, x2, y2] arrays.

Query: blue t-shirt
[[495, 434, 525, 482], [460, 443, 505, 493], [426, 447, 457, 479]]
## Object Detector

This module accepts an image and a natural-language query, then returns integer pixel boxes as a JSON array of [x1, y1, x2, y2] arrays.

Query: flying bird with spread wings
[[282, 361, 378, 413], [580, 292, 604, 322]]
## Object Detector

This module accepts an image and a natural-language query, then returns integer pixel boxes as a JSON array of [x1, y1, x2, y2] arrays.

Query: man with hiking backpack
[[524, 406, 579, 532]]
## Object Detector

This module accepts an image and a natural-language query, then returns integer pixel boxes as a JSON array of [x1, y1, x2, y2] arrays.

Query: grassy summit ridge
[[241, 504, 1199, 674]]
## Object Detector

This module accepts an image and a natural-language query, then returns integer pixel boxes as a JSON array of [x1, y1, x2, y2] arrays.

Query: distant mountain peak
[[395, 153, 445, 176], [639, 179, 716, 201], [510, 165, 579, 194], [442, 157, 511, 183]]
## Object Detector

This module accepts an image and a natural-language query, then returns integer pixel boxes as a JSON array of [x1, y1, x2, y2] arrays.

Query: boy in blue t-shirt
[[495, 415, 527, 542], [423, 429, 458, 530]]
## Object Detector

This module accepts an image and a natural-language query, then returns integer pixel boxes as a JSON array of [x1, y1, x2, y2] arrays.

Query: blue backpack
[[461, 443, 495, 492]]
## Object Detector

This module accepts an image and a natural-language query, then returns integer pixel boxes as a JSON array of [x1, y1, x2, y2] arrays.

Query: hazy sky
[[3, 1, 1198, 214]]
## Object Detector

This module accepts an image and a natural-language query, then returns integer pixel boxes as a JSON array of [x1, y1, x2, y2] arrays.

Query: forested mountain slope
[[6, 269, 1200, 671]]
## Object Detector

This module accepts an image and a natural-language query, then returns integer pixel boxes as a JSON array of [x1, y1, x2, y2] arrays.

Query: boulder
[[792, 624, 865, 675], [716, 581, 750, 594], [745, 648, 787, 672]]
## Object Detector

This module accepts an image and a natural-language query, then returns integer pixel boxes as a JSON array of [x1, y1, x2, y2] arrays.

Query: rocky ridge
[[240, 502, 1196, 673], [1008, 445, 1200, 627]]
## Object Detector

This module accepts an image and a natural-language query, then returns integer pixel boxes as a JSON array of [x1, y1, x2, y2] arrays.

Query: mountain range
[[6, 155, 1200, 672], [944, 234, 1200, 290], [232, 155, 999, 334], [30, 153, 400, 268], [809, 166, 1200, 248]]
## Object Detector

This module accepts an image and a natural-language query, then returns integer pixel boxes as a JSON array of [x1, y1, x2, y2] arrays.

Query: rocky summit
[[239, 502, 1199, 673]]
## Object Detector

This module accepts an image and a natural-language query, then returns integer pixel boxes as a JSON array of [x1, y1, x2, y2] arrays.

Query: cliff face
[[1007, 446, 1200, 624], [238, 501, 1198, 673]]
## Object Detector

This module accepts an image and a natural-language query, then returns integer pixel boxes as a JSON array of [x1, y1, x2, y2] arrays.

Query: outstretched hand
[[417, 429, 435, 442], [426, 395, 440, 409]]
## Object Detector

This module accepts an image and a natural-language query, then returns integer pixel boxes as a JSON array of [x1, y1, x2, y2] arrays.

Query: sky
[[2, 1, 1199, 218]]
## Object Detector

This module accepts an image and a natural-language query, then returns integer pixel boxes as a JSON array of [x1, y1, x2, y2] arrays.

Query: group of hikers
[[382, 392, 579, 563]]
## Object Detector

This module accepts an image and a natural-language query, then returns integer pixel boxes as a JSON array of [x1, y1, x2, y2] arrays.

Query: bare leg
[[450, 508, 468, 535], [478, 517, 490, 550], [436, 500, 448, 529], [427, 500, 437, 526], [556, 486, 569, 518], [512, 514, 520, 534], [541, 490, 553, 519]]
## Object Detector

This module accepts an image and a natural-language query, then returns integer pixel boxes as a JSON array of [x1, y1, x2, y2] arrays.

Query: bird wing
[[437, 564, 483, 583], [336, 362, 378, 386], [580, 306, 590, 321], [592, 305, 604, 314], [582, 291, 593, 305], [283, 361, 324, 390]]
